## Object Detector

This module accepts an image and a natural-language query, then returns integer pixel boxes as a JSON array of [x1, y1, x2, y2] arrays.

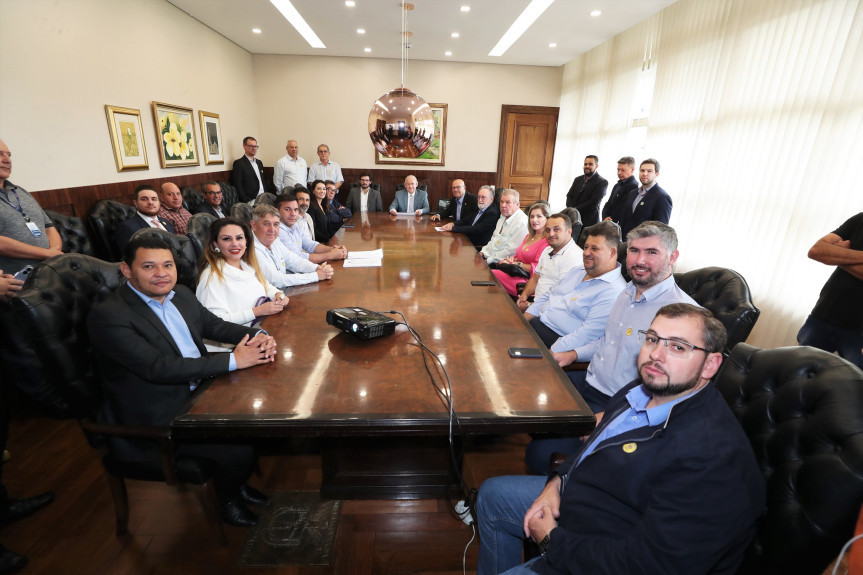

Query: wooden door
[[497, 105, 559, 207]]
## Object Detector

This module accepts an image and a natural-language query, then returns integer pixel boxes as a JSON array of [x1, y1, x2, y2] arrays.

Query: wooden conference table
[[173, 212, 594, 498]]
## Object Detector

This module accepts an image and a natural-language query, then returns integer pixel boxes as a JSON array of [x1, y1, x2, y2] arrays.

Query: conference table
[[172, 212, 594, 498]]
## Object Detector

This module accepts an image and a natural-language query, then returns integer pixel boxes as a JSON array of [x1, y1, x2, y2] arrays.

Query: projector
[[326, 307, 397, 340]]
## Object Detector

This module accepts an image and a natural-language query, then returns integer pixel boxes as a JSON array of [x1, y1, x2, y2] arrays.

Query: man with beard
[[526, 221, 697, 474], [476, 304, 764, 575], [275, 193, 347, 264], [565, 155, 608, 227], [293, 187, 315, 240], [516, 214, 582, 311], [619, 158, 672, 238], [345, 173, 382, 213], [439, 186, 500, 249], [601, 156, 638, 226]]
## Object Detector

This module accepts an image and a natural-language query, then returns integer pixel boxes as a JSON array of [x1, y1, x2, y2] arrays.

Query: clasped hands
[[524, 475, 561, 546], [234, 332, 278, 368]]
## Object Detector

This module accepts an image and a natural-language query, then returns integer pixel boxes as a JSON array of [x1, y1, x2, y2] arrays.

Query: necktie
[[151, 217, 165, 231], [407, 194, 414, 213]]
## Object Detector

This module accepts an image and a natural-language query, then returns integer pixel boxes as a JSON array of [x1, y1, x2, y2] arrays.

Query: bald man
[[389, 175, 429, 216], [157, 182, 193, 235]]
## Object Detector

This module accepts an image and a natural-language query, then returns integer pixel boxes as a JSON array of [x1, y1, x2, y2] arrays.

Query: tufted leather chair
[[254, 192, 277, 206], [45, 210, 94, 256], [10, 253, 226, 544], [713, 343, 863, 574], [181, 186, 205, 214], [186, 212, 216, 259], [230, 202, 252, 224], [128, 228, 199, 291], [674, 267, 760, 354], [88, 200, 136, 262], [218, 181, 238, 210], [350, 181, 381, 194]]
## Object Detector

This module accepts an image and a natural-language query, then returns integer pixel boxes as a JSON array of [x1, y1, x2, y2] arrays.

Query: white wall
[[251, 55, 562, 173], [0, 0, 256, 190]]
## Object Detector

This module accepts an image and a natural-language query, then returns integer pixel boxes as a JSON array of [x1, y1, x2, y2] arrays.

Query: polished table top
[[172, 212, 594, 439]]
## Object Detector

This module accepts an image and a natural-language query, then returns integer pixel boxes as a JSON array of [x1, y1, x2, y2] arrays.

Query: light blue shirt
[[526, 264, 627, 353], [582, 274, 698, 398], [125, 283, 237, 379], [278, 220, 320, 260]]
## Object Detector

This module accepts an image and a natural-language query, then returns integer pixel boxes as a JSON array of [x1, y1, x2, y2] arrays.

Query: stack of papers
[[343, 248, 384, 268]]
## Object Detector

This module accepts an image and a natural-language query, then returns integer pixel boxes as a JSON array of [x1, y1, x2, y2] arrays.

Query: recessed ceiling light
[[364, 47, 371, 52], [489, 0, 554, 57], [460, 5, 470, 12], [590, 10, 601, 16], [345, 1, 356, 6], [451, 32, 460, 38], [268, 0, 326, 48], [445, 51, 453, 56], [357, 28, 365, 34], [548, 42, 557, 48], [252, 28, 262, 34]]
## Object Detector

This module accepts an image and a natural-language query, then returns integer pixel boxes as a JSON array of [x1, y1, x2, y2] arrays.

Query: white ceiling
[[166, 0, 678, 67]]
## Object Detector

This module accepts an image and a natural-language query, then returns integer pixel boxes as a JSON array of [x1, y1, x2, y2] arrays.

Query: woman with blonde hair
[[492, 201, 550, 296], [196, 217, 287, 350]]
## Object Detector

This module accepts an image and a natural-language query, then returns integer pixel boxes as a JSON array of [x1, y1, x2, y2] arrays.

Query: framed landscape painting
[[152, 101, 199, 168], [198, 110, 224, 165], [104, 105, 148, 172]]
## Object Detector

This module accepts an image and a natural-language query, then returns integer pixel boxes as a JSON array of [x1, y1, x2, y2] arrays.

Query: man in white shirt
[[275, 192, 347, 264], [273, 140, 307, 192], [294, 188, 315, 240], [345, 173, 383, 213], [250, 204, 333, 290], [306, 144, 343, 190], [480, 189, 528, 263], [517, 214, 583, 311]]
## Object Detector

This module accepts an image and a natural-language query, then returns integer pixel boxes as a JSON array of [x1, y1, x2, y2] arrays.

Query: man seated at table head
[[87, 232, 277, 527], [115, 184, 175, 253], [480, 188, 528, 264], [157, 182, 192, 235], [389, 175, 429, 216], [430, 179, 478, 223], [195, 180, 226, 218], [345, 172, 383, 213], [275, 192, 346, 264], [516, 213, 583, 312], [250, 203, 333, 289], [439, 185, 500, 248], [476, 303, 765, 575], [524, 221, 627, 350]]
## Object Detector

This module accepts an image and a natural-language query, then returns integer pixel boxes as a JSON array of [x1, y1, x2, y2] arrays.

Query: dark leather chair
[[218, 181, 238, 210], [45, 210, 94, 256], [395, 182, 428, 193], [129, 228, 199, 291], [186, 212, 216, 259], [350, 181, 381, 194], [254, 192, 277, 206], [88, 200, 136, 262], [674, 267, 760, 354], [10, 254, 226, 544], [181, 186, 205, 214], [714, 343, 863, 574], [230, 202, 252, 224]]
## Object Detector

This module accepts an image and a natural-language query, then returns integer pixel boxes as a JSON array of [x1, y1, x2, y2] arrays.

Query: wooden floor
[[1, 407, 849, 575]]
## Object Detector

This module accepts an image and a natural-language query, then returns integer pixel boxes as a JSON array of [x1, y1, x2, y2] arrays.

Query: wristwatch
[[538, 531, 551, 555]]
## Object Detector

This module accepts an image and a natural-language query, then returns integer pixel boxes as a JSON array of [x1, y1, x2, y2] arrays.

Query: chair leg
[[104, 472, 130, 536], [195, 481, 228, 546]]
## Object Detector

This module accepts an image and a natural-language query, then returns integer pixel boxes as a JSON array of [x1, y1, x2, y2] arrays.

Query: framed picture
[[152, 101, 199, 167], [104, 105, 149, 172], [198, 110, 224, 165], [375, 103, 447, 166]]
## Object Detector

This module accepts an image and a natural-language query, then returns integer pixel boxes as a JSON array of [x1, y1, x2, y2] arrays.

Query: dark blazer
[[87, 284, 258, 459], [619, 184, 673, 238], [308, 200, 334, 244], [327, 198, 352, 232], [194, 203, 227, 219], [345, 187, 383, 213], [601, 175, 639, 225], [566, 173, 608, 227], [438, 193, 478, 223], [115, 214, 176, 254], [231, 156, 266, 203], [451, 204, 501, 248]]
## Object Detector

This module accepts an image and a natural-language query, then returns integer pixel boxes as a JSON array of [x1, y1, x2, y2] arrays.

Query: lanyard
[[0, 187, 28, 220]]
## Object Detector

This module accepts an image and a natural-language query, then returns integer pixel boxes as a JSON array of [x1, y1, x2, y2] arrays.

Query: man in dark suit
[[430, 179, 478, 223], [602, 156, 639, 226], [195, 181, 227, 218], [114, 185, 176, 253], [87, 233, 276, 527], [231, 136, 266, 203], [619, 158, 673, 238], [440, 185, 500, 248], [565, 155, 608, 227], [345, 173, 383, 213]]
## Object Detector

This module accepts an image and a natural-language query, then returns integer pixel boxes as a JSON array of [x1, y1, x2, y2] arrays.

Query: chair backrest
[[45, 209, 93, 256], [181, 186, 205, 214], [713, 343, 863, 574], [11, 254, 123, 420], [186, 212, 216, 259], [673, 267, 760, 354], [230, 202, 252, 224], [437, 199, 450, 213], [350, 181, 381, 193], [88, 200, 136, 262], [395, 182, 428, 193], [129, 228, 199, 291], [218, 181, 239, 210], [255, 192, 277, 206]]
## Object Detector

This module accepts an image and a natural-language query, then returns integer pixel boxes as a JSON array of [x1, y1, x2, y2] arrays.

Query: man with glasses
[[307, 144, 343, 190], [274, 140, 307, 193], [195, 181, 226, 219], [345, 173, 382, 213], [325, 180, 351, 224], [439, 185, 500, 248], [430, 179, 477, 223], [231, 136, 266, 203], [476, 303, 764, 575]]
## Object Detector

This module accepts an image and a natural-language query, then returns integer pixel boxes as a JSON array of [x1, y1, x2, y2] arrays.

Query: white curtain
[[551, 0, 863, 349]]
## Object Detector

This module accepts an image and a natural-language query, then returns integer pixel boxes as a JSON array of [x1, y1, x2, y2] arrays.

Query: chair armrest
[[80, 419, 178, 484], [562, 362, 590, 372]]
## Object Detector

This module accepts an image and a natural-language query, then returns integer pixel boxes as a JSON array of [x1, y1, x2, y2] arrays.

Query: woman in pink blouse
[[493, 201, 550, 296]]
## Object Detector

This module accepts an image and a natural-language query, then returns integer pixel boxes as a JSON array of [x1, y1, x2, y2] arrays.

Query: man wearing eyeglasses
[[430, 179, 478, 223], [195, 181, 227, 219], [476, 303, 765, 575], [307, 144, 343, 190], [231, 136, 266, 203]]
